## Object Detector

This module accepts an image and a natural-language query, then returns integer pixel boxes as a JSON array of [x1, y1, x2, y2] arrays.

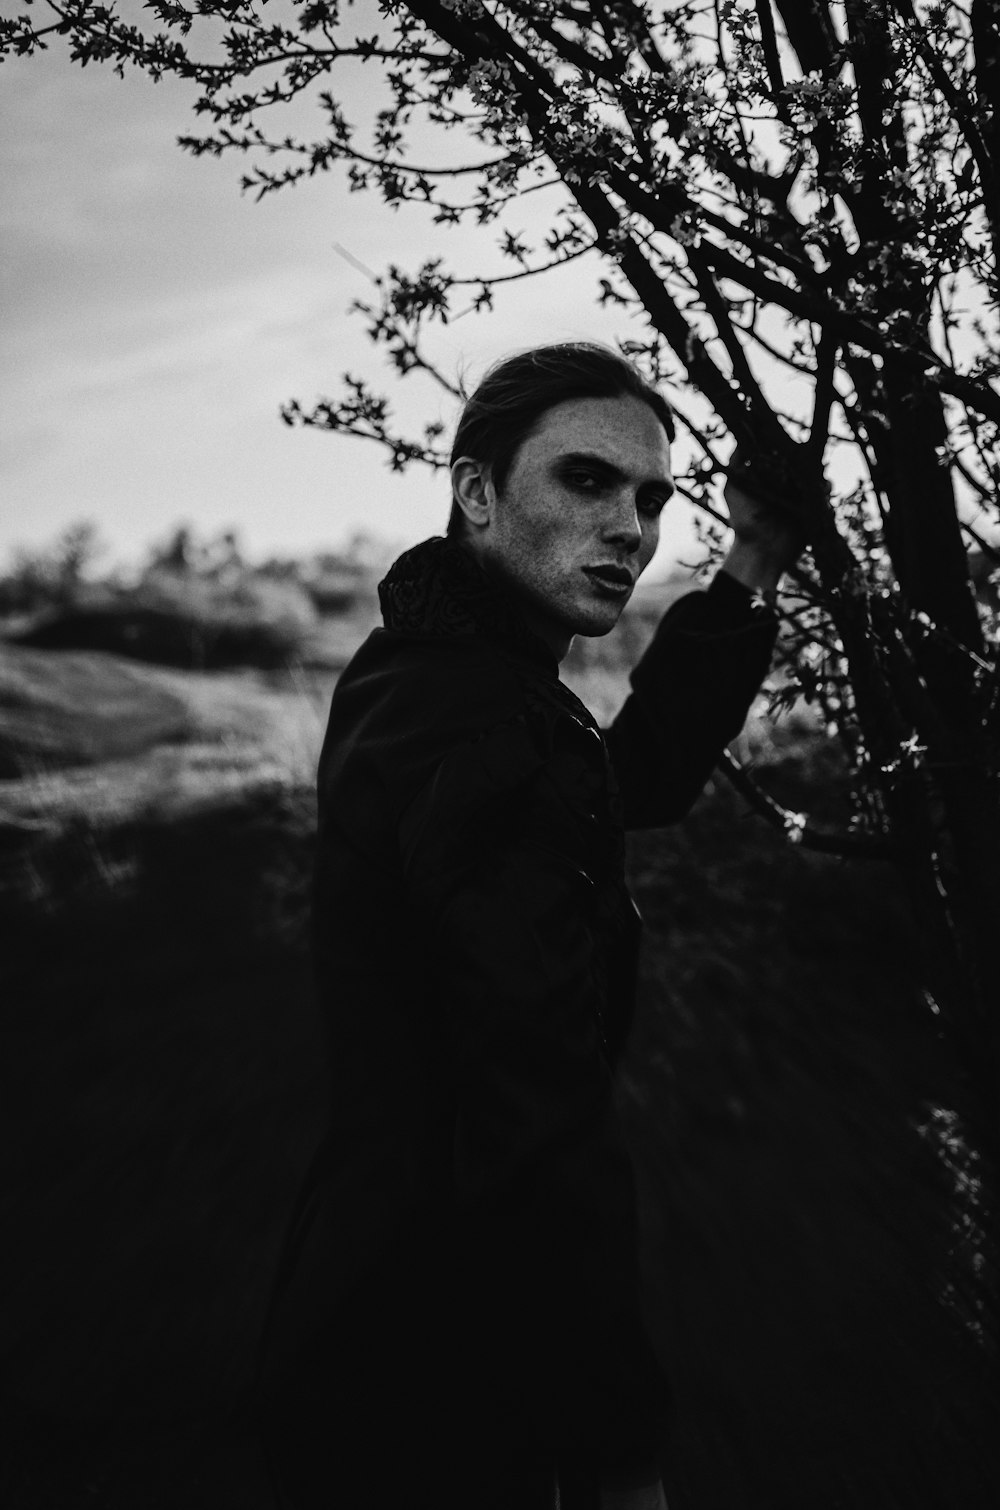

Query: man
[[257, 344, 802, 1510]]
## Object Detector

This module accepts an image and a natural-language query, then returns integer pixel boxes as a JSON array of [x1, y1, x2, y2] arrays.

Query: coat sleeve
[[604, 570, 779, 829], [397, 716, 670, 1488]]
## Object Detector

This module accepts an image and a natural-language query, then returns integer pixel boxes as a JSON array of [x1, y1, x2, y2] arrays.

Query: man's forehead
[[530, 394, 673, 476]]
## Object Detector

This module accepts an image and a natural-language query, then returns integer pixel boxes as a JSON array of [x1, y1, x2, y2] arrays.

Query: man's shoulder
[[321, 627, 603, 811], [334, 626, 530, 730], [318, 629, 542, 808]]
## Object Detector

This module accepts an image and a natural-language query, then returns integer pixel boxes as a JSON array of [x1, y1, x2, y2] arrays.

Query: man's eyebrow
[[555, 450, 674, 492], [556, 450, 626, 477]]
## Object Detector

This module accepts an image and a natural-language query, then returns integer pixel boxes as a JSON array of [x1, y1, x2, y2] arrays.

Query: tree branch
[[754, 0, 794, 126], [808, 327, 839, 465], [717, 748, 899, 859]]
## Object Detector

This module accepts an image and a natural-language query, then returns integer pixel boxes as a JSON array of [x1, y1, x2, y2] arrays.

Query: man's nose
[[601, 490, 642, 550]]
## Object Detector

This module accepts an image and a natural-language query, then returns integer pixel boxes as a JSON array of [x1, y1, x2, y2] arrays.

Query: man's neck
[[455, 536, 573, 662]]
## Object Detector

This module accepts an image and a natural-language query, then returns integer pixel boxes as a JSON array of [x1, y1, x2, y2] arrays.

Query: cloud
[[0, 26, 698, 572]]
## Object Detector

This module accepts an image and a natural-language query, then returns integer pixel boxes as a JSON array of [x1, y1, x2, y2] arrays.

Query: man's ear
[[450, 456, 495, 533]]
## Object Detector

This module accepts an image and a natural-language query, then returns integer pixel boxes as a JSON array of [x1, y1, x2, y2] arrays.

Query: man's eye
[[639, 493, 669, 517], [565, 471, 600, 492]]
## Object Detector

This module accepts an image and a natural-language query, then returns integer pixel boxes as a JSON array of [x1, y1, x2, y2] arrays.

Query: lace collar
[[377, 536, 558, 672]]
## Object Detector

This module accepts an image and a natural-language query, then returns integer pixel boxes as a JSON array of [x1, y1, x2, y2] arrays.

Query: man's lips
[[583, 563, 634, 593]]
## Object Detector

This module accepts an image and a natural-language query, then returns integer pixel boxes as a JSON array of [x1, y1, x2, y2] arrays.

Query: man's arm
[[604, 458, 805, 829], [719, 446, 806, 598], [603, 573, 777, 828]]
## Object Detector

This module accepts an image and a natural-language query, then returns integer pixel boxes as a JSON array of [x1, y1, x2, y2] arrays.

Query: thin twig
[[717, 749, 898, 859]]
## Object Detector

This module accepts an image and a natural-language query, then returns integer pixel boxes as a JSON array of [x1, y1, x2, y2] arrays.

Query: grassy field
[[1, 584, 996, 1507]]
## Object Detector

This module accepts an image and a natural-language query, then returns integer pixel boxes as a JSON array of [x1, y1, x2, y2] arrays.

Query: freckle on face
[[482, 393, 673, 655]]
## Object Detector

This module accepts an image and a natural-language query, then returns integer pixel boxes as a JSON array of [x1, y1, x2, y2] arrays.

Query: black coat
[[258, 536, 777, 1508]]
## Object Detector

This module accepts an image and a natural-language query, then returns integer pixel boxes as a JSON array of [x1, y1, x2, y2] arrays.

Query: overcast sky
[[1, 3, 702, 574]]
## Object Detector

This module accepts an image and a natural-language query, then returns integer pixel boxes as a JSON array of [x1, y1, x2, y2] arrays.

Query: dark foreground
[[1, 650, 997, 1508]]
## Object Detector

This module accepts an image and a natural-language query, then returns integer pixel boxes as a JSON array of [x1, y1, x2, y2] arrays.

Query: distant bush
[[13, 574, 317, 670], [0, 523, 409, 670], [3, 524, 325, 671], [0, 521, 106, 617]]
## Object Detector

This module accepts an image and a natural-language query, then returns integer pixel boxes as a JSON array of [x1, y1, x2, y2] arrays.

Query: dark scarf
[[378, 536, 559, 673]]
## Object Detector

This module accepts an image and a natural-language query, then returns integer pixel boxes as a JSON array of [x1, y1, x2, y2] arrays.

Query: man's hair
[[446, 342, 675, 537]]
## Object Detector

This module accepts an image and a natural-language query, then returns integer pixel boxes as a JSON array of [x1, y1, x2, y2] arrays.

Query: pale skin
[[451, 393, 802, 663], [451, 393, 801, 1510]]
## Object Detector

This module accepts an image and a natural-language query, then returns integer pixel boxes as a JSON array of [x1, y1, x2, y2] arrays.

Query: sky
[[0, 2, 701, 576]]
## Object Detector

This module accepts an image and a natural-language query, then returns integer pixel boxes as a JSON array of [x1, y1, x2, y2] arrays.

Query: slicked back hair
[[446, 343, 675, 537]]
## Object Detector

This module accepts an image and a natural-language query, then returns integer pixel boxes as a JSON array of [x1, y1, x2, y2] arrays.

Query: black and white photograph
[[2, 3, 998, 1507]]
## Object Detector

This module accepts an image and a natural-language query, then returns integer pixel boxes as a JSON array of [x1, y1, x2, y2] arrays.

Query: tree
[[0, 518, 106, 612], [5, 1, 999, 1113]]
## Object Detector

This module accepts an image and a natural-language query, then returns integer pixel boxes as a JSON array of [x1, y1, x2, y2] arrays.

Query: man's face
[[477, 393, 674, 657]]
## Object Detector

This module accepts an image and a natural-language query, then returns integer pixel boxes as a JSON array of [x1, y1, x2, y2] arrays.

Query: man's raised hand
[[721, 442, 808, 594]]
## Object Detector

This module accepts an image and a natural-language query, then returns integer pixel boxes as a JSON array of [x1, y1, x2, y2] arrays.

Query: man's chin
[[518, 585, 625, 643], [572, 601, 628, 638]]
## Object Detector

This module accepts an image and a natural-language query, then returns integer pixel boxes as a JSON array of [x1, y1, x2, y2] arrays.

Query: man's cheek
[[638, 525, 660, 572]]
